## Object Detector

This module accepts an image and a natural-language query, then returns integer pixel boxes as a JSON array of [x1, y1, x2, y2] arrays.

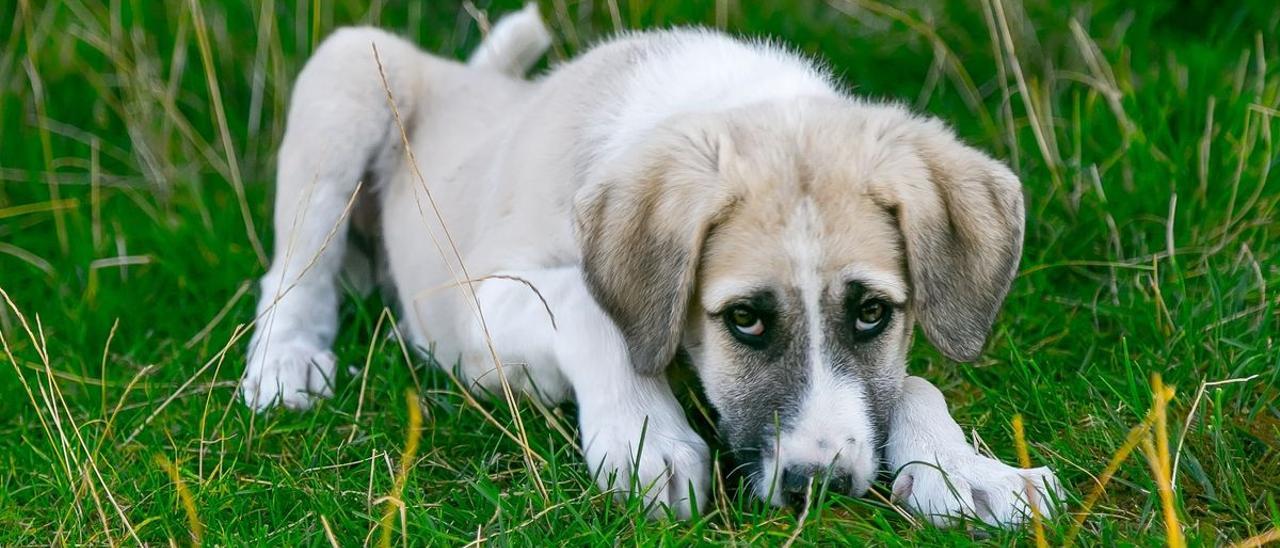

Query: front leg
[[884, 376, 1062, 528], [460, 266, 711, 518]]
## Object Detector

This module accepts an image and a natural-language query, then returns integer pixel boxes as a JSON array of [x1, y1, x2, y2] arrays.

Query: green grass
[[2, 0, 1278, 544]]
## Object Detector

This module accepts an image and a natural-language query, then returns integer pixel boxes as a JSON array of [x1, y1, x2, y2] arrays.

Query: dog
[[240, 4, 1061, 527]]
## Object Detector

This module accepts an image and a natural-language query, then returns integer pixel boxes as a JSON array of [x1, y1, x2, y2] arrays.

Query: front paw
[[891, 447, 1062, 528], [581, 413, 711, 519], [241, 339, 337, 411]]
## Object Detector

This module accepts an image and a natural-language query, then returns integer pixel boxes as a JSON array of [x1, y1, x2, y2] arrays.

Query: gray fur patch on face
[[710, 289, 810, 457], [700, 282, 906, 472], [825, 281, 908, 439]]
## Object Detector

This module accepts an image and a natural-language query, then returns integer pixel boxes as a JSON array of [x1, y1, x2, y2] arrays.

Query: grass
[[1, 0, 1278, 544]]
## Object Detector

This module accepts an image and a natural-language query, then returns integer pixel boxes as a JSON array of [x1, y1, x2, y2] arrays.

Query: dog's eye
[[726, 306, 765, 338], [853, 300, 891, 336]]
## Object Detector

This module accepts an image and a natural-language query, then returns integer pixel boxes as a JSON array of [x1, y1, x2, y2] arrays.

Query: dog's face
[[576, 98, 1024, 505], [687, 140, 912, 504]]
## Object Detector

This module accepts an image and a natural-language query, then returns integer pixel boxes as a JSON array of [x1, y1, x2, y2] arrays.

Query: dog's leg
[[458, 266, 710, 518], [884, 376, 1063, 527], [242, 27, 431, 411]]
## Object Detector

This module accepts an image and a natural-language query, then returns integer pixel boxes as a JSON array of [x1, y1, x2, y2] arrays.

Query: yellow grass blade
[[1065, 405, 1158, 546], [1012, 415, 1048, 548], [154, 454, 203, 546], [1149, 374, 1183, 548], [378, 389, 424, 548]]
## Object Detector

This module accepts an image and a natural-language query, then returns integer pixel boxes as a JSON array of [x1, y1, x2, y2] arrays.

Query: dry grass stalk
[[370, 42, 549, 500]]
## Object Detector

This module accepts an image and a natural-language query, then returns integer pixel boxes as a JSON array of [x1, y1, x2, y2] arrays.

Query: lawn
[[2, 0, 1278, 544]]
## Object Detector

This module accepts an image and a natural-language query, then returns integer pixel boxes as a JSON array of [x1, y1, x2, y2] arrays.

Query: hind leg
[[245, 4, 554, 411], [242, 27, 434, 411]]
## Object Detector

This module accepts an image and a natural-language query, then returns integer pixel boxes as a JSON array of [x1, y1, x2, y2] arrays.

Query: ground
[[1, 0, 1278, 545]]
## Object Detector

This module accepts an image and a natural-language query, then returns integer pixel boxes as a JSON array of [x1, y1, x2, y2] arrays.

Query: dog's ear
[[873, 120, 1025, 362], [574, 124, 737, 375]]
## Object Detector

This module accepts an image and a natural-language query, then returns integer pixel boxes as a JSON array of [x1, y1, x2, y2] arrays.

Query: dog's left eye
[[852, 299, 891, 337]]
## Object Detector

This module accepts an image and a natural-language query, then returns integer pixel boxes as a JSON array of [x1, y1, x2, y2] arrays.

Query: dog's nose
[[780, 465, 855, 508]]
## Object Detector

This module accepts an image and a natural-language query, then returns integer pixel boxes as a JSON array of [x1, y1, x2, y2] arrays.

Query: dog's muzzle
[[779, 464, 858, 507]]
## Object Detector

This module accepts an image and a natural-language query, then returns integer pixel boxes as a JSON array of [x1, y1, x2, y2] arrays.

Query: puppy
[[241, 4, 1061, 526]]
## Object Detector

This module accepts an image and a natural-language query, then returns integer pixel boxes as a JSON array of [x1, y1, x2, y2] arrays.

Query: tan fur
[[578, 97, 1024, 373], [575, 114, 738, 374]]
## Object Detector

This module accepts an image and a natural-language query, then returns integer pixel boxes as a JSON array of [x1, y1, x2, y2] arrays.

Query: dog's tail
[[468, 3, 552, 77]]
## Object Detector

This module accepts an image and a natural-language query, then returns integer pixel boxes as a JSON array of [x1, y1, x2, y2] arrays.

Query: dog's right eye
[[725, 305, 767, 346]]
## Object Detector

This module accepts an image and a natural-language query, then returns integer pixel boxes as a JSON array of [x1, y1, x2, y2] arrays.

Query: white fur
[[241, 6, 1058, 526], [468, 3, 552, 77], [755, 199, 878, 503], [758, 371, 877, 505], [886, 377, 1062, 526], [580, 32, 838, 184], [466, 267, 709, 518]]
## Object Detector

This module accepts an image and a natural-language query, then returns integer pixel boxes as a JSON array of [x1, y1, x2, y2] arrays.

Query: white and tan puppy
[[241, 4, 1061, 526]]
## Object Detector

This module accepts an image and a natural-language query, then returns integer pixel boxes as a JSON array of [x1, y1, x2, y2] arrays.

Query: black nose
[[780, 465, 854, 508]]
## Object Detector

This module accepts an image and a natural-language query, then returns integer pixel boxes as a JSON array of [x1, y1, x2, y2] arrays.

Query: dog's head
[[575, 97, 1024, 505]]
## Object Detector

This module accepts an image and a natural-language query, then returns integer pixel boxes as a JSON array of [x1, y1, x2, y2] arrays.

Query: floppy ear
[[574, 126, 737, 375], [875, 121, 1025, 362]]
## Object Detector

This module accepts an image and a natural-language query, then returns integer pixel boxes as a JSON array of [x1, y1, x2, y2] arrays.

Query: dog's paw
[[891, 447, 1062, 528], [241, 340, 337, 412], [581, 414, 711, 519]]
